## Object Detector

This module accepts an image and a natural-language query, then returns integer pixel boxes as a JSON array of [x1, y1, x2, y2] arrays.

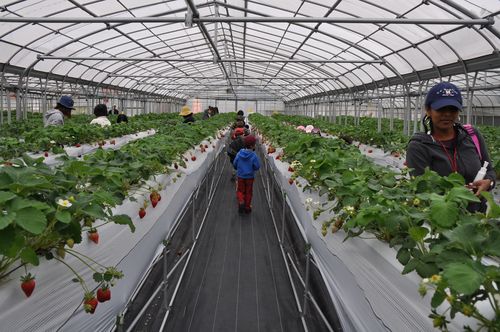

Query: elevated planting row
[[250, 113, 500, 331], [273, 114, 500, 177], [0, 113, 234, 323], [0, 113, 183, 159]]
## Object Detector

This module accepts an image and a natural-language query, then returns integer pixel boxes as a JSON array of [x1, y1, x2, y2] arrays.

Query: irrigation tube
[[158, 155, 227, 331], [260, 156, 308, 332]]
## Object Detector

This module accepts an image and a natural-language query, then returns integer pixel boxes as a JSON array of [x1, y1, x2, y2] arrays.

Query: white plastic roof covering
[[0, 0, 499, 101]]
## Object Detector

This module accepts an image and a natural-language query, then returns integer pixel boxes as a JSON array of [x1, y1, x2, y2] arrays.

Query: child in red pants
[[233, 135, 260, 214]]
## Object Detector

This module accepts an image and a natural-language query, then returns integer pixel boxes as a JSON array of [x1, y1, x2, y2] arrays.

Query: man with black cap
[[44, 96, 74, 127]]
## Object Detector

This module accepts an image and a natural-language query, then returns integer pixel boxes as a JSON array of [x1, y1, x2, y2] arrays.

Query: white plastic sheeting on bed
[[260, 143, 465, 332], [0, 134, 225, 332]]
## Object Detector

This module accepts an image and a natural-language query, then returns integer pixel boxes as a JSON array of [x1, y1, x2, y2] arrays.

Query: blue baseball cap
[[424, 82, 462, 111], [58, 95, 75, 109]]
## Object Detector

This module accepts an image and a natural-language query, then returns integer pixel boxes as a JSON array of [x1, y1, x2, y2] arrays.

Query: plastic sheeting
[[0, 134, 225, 332], [260, 143, 462, 332], [27, 129, 156, 167]]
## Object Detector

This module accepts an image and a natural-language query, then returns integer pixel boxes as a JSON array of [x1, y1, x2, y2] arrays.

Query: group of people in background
[[45, 86, 496, 215], [179, 105, 220, 124], [44, 96, 129, 128]]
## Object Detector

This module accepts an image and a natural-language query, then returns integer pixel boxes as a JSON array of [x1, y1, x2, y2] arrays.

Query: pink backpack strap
[[463, 124, 482, 160]]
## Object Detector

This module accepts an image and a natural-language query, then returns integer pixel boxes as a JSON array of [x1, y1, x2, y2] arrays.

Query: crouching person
[[233, 135, 260, 214]]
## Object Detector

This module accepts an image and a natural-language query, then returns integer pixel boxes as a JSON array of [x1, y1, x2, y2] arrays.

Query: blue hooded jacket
[[233, 149, 260, 179]]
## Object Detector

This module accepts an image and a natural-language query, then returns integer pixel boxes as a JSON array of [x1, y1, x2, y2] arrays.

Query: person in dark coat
[[117, 111, 128, 124], [179, 105, 195, 124], [406, 82, 495, 212]]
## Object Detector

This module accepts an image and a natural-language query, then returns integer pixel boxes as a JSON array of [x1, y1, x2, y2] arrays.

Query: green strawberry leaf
[[430, 201, 458, 229], [56, 210, 72, 224], [20, 247, 39, 266], [16, 207, 47, 234], [0, 212, 15, 230], [443, 262, 484, 295]]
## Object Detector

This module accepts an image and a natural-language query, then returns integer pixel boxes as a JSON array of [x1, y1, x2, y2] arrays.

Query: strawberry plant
[[251, 113, 500, 331]]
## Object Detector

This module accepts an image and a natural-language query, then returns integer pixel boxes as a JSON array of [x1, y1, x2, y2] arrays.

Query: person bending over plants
[[44, 96, 74, 127], [406, 82, 496, 212]]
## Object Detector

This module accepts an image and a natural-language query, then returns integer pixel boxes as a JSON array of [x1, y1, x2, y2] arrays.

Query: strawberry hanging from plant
[[139, 208, 146, 219], [20, 273, 36, 298], [88, 229, 99, 244], [97, 286, 111, 303], [83, 292, 98, 314]]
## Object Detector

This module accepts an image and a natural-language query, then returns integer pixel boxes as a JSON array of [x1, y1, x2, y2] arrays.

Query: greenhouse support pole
[[16, 89, 22, 121], [0, 82, 3, 125], [377, 99, 382, 133], [7, 90, 11, 124]]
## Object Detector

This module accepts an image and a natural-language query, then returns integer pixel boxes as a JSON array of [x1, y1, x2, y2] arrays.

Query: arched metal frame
[[0, 0, 498, 126]]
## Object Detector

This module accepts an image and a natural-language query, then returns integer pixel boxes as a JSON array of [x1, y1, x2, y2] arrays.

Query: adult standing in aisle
[[406, 82, 496, 212], [44, 96, 74, 127]]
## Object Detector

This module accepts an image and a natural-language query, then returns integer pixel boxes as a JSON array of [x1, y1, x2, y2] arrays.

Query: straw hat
[[179, 106, 192, 116]]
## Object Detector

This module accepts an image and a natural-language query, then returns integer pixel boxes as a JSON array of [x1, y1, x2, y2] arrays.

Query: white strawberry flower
[[57, 199, 72, 208]]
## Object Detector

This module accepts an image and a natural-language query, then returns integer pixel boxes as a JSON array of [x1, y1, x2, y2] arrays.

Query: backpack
[[463, 124, 482, 160]]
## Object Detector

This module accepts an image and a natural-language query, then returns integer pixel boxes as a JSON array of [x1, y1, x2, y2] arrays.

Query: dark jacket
[[183, 114, 195, 124], [117, 114, 128, 123], [407, 125, 495, 187], [233, 149, 260, 179], [227, 136, 245, 162]]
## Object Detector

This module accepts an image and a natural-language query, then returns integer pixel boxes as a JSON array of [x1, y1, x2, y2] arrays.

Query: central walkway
[[164, 156, 303, 332]]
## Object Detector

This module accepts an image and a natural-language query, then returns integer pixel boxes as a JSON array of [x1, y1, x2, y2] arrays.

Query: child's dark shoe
[[238, 203, 245, 213], [244, 207, 252, 214]]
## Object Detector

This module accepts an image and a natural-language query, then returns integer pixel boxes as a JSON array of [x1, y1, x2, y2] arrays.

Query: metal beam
[[136, 83, 315, 86], [108, 74, 338, 80], [0, 16, 492, 25], [38, 55, 384, 63]]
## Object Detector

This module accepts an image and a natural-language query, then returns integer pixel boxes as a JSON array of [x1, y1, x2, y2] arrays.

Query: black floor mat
[[164, 157, 303, 332]]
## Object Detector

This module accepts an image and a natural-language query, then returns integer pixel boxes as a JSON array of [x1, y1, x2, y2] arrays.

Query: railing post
[[302, 243, 311, 317]]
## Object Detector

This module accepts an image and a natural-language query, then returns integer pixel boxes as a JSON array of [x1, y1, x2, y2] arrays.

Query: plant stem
[[65, 248, 107, 269], [53, 256, 88, 293]]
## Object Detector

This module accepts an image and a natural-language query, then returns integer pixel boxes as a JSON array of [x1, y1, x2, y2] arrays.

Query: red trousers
[[236, 178, 254, 209]]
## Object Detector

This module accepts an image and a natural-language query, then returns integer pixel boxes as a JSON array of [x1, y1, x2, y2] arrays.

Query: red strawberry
[[75, 143, 81, 147], [174, 163, 179, 169], [367, 149, 373, 153], [275, 155, 281, 160], [288, 178, 294, 185], [44, 151, 49, 157], [191, 156, 196, 161], [151, 198, 158, 208], [205, 144, 208, 149], [110, 140, 116, 145], [20, 273, 35, 297], [403, 160, 408, 166], [96, 287, 111, 303], [288, 166, 294, 172], [88, 229, 99, 244], [139, 208, 146, 219], [84, 293, 98, 314]]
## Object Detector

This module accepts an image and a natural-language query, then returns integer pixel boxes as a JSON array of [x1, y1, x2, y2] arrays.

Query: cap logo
[[438, 88, 457, 97]]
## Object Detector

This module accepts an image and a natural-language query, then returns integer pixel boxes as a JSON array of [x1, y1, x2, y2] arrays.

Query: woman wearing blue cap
[[406, 82, 495, 212], [44, 95, 75, 127]]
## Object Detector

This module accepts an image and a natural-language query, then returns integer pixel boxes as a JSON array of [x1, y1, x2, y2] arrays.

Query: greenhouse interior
[[0, 0, 499, 331]]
